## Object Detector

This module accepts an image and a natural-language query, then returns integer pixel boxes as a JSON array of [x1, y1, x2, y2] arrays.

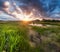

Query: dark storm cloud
[[15, 0, 60, 17], [15, 0, 44, 15]]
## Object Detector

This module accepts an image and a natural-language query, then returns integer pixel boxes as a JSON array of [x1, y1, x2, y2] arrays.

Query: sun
[[12, 11, 34, 21], [21, 12, 33, 21], [22, 18, 31, 21]]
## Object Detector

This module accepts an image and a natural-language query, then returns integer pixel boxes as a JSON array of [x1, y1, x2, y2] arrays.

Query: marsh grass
[[0, 21, 60, 52]]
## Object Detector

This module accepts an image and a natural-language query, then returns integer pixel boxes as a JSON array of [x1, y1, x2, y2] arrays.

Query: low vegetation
[[0, 21, 60, 52]]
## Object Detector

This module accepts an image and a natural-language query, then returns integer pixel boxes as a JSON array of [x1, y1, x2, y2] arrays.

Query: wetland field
[[0, 21, 60, 52]]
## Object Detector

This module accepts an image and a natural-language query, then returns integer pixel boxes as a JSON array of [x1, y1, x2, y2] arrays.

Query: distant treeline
[[43, 20, 60, 22]]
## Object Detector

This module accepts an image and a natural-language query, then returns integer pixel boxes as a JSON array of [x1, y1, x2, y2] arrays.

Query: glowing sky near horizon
[[0, 0, 60, 21]]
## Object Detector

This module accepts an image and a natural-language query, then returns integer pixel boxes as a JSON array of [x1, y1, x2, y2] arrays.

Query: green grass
[[0, 21, 44, 52], [0, 21, 29, 52], [0, 21, 60, 52]]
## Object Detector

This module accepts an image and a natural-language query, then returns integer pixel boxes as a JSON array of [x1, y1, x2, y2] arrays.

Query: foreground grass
[[0, 21, 60, 52], [0, 21, 44, 52], [0, 22, 29, 52]]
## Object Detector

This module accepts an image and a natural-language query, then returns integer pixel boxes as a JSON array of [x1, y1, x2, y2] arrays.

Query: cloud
[[0, 13, 19, 21], [0, 0, 60, 20], [16, 0, 60, 18], [39, 0, 60, 16]]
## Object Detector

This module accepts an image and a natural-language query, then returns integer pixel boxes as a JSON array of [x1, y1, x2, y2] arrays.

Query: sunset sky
[[0, 0, 60, 20]]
